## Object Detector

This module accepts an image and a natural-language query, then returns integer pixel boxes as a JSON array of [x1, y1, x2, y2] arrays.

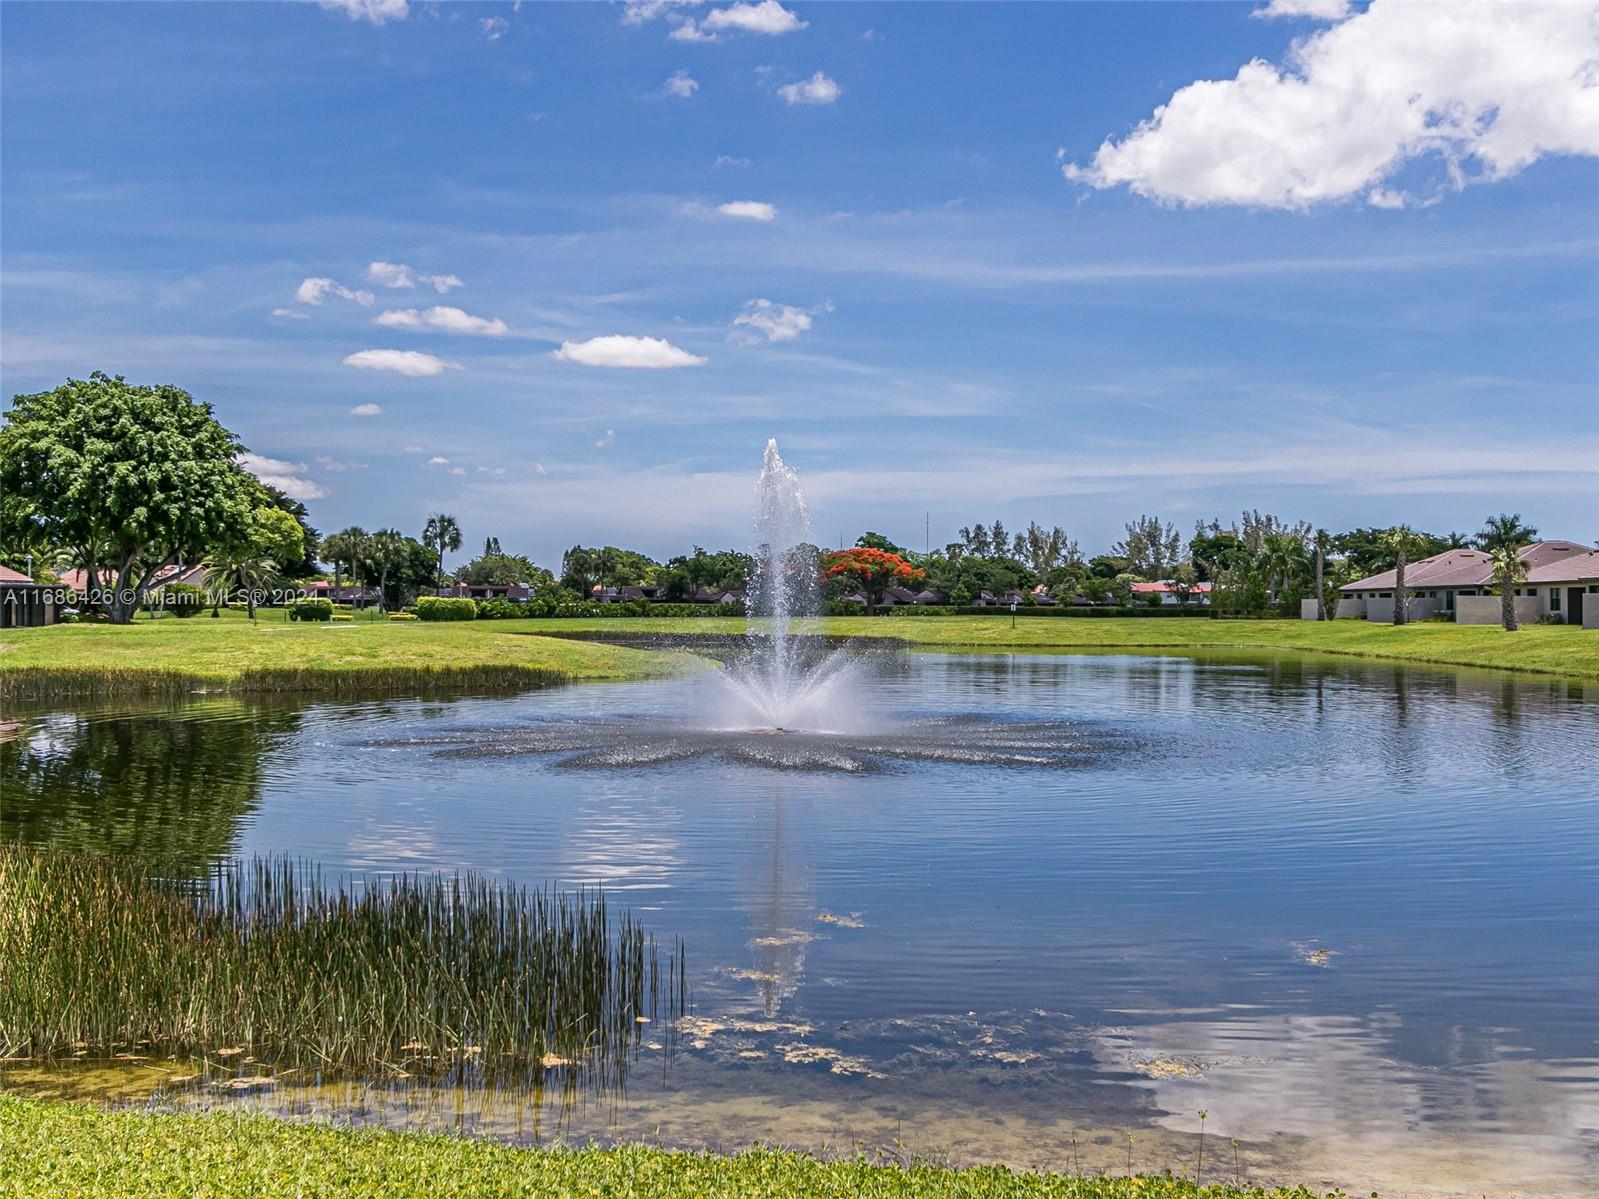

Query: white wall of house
[[1364, 595, 1440, 623], [1456, 595, 1541, 626]]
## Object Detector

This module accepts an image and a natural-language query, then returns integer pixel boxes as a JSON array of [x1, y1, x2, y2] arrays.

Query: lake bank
[[3, 614, 1595, 699]]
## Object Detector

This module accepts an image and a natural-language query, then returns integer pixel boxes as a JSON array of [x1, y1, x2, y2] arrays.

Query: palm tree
[[1381, 525, 1424, 625], [1258, 532, 1309, 607], [321, 526, 366, 606], [1490, 546, 1530, 631], [205, 548, 278, 621], [366, 528, 408, 613], [1476, 513, 1538, 553], [422, 513, 462, 596], [1312, 528, 1333, 621]]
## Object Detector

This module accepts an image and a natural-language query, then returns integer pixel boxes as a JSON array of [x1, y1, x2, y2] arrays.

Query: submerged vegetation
[[0, 1094, 1350, 1199], [0, 848, 677, 1084]]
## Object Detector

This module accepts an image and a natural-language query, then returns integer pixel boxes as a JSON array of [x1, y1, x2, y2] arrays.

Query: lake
[[3, 648, 1596, 1196]]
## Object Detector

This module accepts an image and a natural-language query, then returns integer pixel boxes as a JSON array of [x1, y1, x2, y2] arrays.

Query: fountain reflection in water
[[714, 439, 872, 733]]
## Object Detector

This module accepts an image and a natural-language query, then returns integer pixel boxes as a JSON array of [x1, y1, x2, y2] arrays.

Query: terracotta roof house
[[1129, 580, 1212, 607], [0, 565, 58, 628], [1335, 541, 1597, 625]]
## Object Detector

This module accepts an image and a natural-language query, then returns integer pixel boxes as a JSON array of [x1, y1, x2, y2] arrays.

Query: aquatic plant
[[0, 847, 678, 1082]]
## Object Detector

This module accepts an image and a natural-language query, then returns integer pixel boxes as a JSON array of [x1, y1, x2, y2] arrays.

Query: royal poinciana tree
[[821, 546, 925, 614], [0, 373, 260, 623]]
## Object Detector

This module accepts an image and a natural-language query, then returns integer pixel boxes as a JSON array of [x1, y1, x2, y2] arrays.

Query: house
[[304, 580, 378, 605], [1334, 541, 1598, 625], [910, 588, 945, 605], [1030, 585, 1059, 606], [1129, 580, 1212, 607], [0, 565, 57, 628], [881, 586, 921, 607], [445, 581, 534, 602], [689, 585, 744, 606]]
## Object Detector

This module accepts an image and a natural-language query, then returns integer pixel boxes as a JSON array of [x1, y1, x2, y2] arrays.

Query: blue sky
[[3, 0, 1596, 565]]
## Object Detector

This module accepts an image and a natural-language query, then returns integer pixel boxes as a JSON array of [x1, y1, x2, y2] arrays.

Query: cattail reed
[[0, 847, 679, 1085]]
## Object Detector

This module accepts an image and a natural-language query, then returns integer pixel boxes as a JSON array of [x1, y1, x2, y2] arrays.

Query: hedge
[[286, 598, 334, 622], [415, 597, 477, 622]]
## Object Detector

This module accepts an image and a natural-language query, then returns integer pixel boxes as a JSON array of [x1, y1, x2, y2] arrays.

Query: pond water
[[4, 648, 1597, 1196]]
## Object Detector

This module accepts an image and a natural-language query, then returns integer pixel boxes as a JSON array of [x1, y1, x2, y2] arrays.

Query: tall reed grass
[[0, 847, 679, 1084]]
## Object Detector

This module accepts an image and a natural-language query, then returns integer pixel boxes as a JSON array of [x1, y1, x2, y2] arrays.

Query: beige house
[[1330, 540, 1598, 625]]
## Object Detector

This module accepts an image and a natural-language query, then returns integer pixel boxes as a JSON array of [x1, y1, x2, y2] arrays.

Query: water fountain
[[712, 439, 871, 734]]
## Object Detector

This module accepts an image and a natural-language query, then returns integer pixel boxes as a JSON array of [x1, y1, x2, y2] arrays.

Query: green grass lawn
[[0, 1095, 1341, 1199], [0, 615, 694, 699], [4, 612, 1595, 699], [533, 614, 1599, 681]]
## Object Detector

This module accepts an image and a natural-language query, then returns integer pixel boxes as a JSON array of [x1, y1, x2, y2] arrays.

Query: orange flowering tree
[[820, 546, 925, 614]]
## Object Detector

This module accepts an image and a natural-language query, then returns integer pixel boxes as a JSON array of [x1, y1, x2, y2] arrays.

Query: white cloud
[[349, 402, 383, 416], [622, 0, 702, 25], [1064, 0, 1599, 211], [271, 307, 310, 320], [479, 16, 509, 39], [716, 199, 777, 221], [239, 452, 328, 501], [365, 261, 415, 288], [778, 70, 841, 106], [448, 466, 467, 476], [427, 456, 451, 465], [1252, 0, 1350, 18], [595, 429, 616, 449], [551, 335, 707, 369], [374, 306, 508, 336], [342, 349, 458, 376], [295, 277, 374, 306], [732, 298, 828, 342], [317, 0, 408, 26], [314, 456, 367, 472], [366, 261, 463, 293], [702, 0, 804, 35], [663, 69, 700, 98], [714, 154, 751, 168], [664, 0, 804, 42]]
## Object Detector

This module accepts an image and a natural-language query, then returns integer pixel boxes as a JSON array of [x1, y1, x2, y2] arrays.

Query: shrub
[[388, 612, 418, 622], [162, 582, 204, 618], [331, 613, 354, 623], [415, 597, 477, 622], [886, 605, 1215, 619], [287, 598, 334, 623]]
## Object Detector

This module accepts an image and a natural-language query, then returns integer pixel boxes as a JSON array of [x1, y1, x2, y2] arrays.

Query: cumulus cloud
[[702, 0, 804, 35], [622, 0, 701, 25], [342, 349, 458, 376], [317, 0, 408, 26], [374, 306, 508, 336], [551, 335, 707, 368], [271, 307, 310, 320], [716, 199, 777, 221], [663, 69, 700, 98], [428, 456, 451, 465], [479, 15, 508, 39], [295, 277, 374, 306], [365, 261, 464, 293], [349, 402, 383, 416], [714, 154, 751, 168], [239, 452, 328, 501], [1252, 0, 1350, 18], [778, 70, 841, 106], [1063, 0, 1599, 210], [662, 0, 804, 42], [732, 298, 829, 342]]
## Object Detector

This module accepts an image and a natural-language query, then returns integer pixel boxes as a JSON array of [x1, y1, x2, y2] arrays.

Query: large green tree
[[1, 373, 259, 623], [421, 513, 463, 595]]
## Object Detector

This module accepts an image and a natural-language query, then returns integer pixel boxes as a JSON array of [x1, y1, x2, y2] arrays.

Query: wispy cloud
[[732, 298, 829, 342], [374, 306, 508, 336], [295, 276, 374, 306], [239, 452, 328, 500], [316, 0, 408, 27], [349, 402, 383, 416], [365, 261, 464, 293], [662, 69, 699, 98]]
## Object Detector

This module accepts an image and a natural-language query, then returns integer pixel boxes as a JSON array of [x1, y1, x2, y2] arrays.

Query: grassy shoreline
[[2, 614, 1595, 699], [0, 1094, 1340, 1198]]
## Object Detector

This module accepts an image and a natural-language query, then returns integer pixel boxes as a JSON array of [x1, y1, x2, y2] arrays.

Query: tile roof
[[1525, 550, 1599, 584], [0, 565, 38, 585], [1342, 541, 1595, 592]]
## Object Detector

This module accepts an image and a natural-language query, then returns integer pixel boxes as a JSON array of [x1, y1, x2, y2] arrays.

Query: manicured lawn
[[0, 616, 694, 699], [5, 613, 1595, 698], [0, 1095, 1339, 1199], [535, 615, 1599, 681]]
